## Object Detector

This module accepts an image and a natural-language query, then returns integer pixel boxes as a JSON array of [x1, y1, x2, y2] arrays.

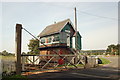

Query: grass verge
[[2, 75, 29, 80], [99, 57, 110, 64], [58, 63, 84, 68]]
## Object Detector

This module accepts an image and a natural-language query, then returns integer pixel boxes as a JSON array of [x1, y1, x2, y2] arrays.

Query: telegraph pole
[[74, 7, 77, 50], [15, 24, 22, 75], [74, 7, 77, 31]]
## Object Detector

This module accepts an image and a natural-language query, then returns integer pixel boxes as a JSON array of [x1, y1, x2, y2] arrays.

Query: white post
[[22, 56, 25, 71]]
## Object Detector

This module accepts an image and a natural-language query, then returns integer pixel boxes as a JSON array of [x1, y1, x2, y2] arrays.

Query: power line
[[77, 10, 119, 21]]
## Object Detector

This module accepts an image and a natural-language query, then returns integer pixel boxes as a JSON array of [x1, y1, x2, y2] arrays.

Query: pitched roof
[[39, 19, 73, 37]]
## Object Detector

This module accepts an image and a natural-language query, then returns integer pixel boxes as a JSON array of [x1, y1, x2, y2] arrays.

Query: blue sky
[[0, 2, 118, 53]]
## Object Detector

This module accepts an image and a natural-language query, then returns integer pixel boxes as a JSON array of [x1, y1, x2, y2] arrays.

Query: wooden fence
[[1, 55, 98, 76], [2, 60, 16, 76], [21, 54, 98, 72], [21, 54, 82, 72]]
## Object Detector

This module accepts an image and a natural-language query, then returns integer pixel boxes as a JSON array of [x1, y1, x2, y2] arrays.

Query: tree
[[106, 44, 119, 55], [1, 50, 9, 56], [116, 44, 120, 55], [28, 38, 39, 54], [22, 52, 26, 55], [0, 52, 2, 55], [107, 44, 115, 51]]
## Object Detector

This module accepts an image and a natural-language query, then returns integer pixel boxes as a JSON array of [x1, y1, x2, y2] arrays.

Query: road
[[102, 56, 119, 68], [27, 56, 120, 80]]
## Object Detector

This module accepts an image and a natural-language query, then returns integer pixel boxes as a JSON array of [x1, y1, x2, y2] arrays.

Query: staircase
[[68, 48, 85, 65], [68, 48, 79, 54]]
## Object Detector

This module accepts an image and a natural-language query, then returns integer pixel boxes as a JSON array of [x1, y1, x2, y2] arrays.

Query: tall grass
[[0, 55, 15, 61]]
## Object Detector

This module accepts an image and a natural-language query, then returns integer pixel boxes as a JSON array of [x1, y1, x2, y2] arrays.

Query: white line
[[99, 68, 120, 72], [71, 73, 110, 78]]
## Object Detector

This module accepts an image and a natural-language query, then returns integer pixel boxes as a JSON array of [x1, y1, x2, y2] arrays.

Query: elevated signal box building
[[38, 19, 82, 56]]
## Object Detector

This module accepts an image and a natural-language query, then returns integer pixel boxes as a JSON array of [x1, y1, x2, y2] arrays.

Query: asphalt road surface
[[27, 56, 120, 80], [102, 56, 119, 68]]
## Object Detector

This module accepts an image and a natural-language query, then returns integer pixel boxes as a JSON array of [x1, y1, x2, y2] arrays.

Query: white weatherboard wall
[[65, 30, 70, 47], [66, 33, 70, 47], [72, 37, 75, 48]]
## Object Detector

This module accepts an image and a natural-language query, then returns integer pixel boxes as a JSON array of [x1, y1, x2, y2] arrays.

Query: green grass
[[2, 75, 29, 80], [68, 64, 83, 67], [8, 75, 26, 78], [99, 57, 110, 64], [58, 63, 83, 68], [77, 64, 84, 67]]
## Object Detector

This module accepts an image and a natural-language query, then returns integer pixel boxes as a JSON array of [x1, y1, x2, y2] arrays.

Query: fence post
[[15, 24, 22, 75], [22, 56, 25, 71], [33, 56, 35, 65]]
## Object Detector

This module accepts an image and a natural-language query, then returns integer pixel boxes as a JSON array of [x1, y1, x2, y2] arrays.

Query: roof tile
[[39, 19, 71, 37]]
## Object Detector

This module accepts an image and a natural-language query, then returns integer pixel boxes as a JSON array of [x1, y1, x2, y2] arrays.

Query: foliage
[[8, 75, 27, 78], [80, 44, 120, 55], [22, 52, 26, 55], [0, 50, 15, 56], [80, 50, 106, 55], [28, 38, 39, 54], [106, 44, 119, 55]]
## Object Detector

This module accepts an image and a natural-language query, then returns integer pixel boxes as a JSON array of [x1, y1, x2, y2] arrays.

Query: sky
[[0, 1, 119, 53]]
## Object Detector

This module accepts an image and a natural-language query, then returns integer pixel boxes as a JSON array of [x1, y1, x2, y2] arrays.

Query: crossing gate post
[[15, 24, 22, 75]]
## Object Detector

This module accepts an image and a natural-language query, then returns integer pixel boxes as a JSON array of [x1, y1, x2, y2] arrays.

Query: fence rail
[[2, 60, 16, 76], [1, 54, 98, 76], [21, 54, 87, 72]]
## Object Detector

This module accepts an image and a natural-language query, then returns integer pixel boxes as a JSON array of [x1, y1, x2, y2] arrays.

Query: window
[[53, 35, 59, 42], [48, 37, 52, 43], [41, 38, 45, 43]]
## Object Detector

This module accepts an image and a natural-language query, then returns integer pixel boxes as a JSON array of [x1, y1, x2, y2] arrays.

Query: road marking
[[99, 68, 120, 72], [71, 73, 110, 78], [92, 68, 120, 72]]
